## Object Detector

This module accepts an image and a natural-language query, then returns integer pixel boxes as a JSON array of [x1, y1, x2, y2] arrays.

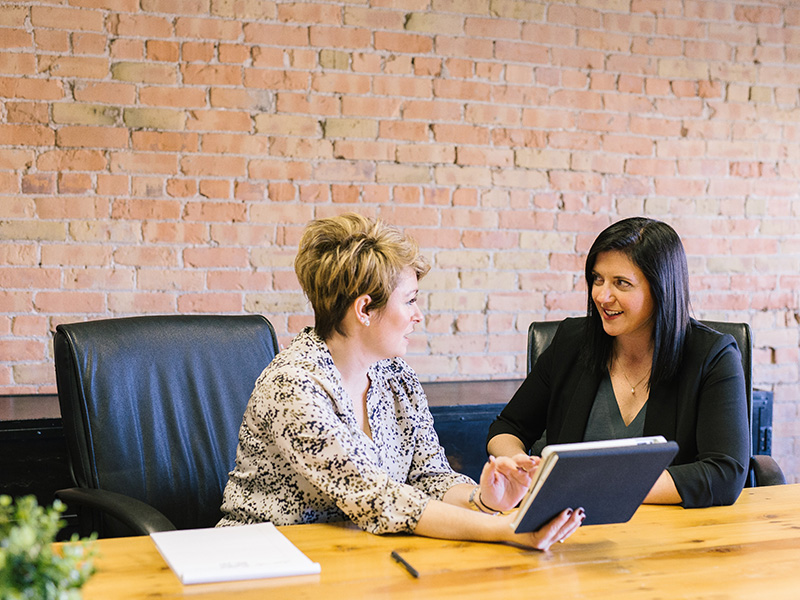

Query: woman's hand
[[478, 453, 540, 513], [505, 507, 585, 551]]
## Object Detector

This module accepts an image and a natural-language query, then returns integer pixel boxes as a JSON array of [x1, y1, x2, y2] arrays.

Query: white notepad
[[151, 523, 321, 585]]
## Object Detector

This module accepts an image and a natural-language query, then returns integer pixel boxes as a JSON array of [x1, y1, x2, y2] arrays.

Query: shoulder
[[371, 356, 426, 405], [372, 356, 420, 387], [550, 317, 590, 348], [684, 319, 739, 354], [258, 328, 336, 389], [681, 319, 741, 369]]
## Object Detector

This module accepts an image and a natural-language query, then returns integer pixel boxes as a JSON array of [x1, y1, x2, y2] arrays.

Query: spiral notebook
[[512, 436, 679, 533]]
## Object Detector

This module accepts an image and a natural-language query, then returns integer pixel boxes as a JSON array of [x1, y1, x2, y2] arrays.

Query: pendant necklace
[[617, 362, 650, 395]]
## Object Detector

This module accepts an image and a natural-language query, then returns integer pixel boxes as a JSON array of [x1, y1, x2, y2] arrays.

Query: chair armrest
[[56, 487, 177, 535], [751, 455, 787, 487]]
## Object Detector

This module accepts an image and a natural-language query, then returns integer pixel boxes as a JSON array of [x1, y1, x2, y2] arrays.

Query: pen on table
[[391, 550, 419, 578]]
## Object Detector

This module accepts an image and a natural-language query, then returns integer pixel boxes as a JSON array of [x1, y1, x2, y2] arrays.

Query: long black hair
[[582, 217, 691, 387]]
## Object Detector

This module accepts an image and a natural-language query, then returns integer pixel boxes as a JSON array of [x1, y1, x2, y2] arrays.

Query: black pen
[[391, 550, 419, 578]]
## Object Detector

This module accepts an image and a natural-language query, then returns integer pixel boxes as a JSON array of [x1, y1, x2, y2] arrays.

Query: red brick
[[139, 86, 206, 108], [0, 339, 47, 361], [21, 174, 55, 195], [245, 68, 309, 91], [0, 267, 60, 290], [108, 13, 172, 37], [178, 293, 243, 313], [310, 25, 370, 49], [249, 159, 311, 181], [374, 31, 432, 54], [0, 123, 56, 146], [181, 42, 215, 63], [180, 155, 246, 178], [181, 63, 242, 86], [38, 149, 107, 172], [132, 132, 198, 153], [198, 180, 232, 199], [244, 23, 309, 46], [108, 292, 177, 314], [32, 6, 105, 31], [6, 102, 47, 125], [110, 152, 178, 175], [57, 173, 93, 194], [109, 38, 143, 60], [183, 201, 246, 222], [175, 17, 241, 39], [735, 5, 781, 24], [57, 126, 129, 149], [186, 110, 251, 132], [183, 247, 249, 268]]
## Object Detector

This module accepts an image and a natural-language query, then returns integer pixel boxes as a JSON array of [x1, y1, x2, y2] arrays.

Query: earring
[[363, 318, 370, 327]]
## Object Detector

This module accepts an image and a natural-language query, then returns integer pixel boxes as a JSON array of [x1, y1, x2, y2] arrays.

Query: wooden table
[[76, 484, 800, 599]]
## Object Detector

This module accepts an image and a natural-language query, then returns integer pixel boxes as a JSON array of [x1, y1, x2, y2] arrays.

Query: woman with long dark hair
[[488, 217, 749, 507]]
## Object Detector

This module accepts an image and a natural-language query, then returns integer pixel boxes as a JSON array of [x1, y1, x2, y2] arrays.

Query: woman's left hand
[[478, 454, 539, 513]]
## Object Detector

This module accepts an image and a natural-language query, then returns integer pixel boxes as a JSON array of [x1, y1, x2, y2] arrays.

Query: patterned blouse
[[218, 327, 474, 534]]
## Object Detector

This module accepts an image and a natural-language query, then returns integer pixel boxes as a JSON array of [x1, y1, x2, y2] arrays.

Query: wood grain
[[74, 484, 800, 600]]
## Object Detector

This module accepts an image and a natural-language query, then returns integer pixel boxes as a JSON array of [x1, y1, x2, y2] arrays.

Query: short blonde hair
[[294, 213, 430, 340]]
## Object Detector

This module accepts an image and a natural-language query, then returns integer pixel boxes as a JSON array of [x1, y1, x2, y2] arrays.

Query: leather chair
[[53, 314, 279, 537], [527, 319, 786, 487]]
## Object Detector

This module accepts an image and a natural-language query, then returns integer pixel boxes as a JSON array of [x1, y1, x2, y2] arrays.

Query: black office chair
[[53, 314, 279, 538], [527, 319, 786, 488]]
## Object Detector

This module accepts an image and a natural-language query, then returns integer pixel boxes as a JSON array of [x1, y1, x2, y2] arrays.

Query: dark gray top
[[583, 374, 646, 442]]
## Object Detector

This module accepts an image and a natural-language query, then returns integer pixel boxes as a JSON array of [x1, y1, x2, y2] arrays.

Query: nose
[[595, 283, 614, 305], [412, 303, 423, 323]]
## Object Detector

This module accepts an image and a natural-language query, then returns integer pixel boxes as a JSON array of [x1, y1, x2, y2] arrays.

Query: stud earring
[[363, 318, 370, 327]]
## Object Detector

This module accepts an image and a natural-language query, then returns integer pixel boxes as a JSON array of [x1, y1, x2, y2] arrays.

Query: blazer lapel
[[555, 368, 603, 442], [643, 378, 677, 438]]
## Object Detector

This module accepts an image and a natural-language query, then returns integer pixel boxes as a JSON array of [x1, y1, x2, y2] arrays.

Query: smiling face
[[368, 267, 423, 360], [591, 250, 656, 343]]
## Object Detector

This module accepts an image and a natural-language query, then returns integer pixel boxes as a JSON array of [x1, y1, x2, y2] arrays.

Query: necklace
[[616, 362, 650, 395]]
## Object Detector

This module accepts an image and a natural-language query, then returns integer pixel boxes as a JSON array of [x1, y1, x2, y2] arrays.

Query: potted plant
[[0, 495, 97, 600]]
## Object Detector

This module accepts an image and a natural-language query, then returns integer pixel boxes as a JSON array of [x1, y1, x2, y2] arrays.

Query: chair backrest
[[526, 319, 753, 430], [54, 314, 278, 533]]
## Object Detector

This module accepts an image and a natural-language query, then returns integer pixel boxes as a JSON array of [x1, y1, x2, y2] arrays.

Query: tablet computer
[[511, 436, 679, 533]]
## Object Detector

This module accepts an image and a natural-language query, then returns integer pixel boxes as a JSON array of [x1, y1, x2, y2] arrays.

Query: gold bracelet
[[468, 486, 499, 515]]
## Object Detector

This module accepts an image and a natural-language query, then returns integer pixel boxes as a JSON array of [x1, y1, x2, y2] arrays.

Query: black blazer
[[488, 317, 749, 507]]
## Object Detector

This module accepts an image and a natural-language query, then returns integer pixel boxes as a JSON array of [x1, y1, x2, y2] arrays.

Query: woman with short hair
[[220, 213, 584, 550]]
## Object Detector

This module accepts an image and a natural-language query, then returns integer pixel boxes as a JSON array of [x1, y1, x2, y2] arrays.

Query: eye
[[591, 274, 603, 285], [615, 278, 632, 289]]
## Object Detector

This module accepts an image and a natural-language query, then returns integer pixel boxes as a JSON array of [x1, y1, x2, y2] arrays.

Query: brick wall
[[1, 0, 798, 481]]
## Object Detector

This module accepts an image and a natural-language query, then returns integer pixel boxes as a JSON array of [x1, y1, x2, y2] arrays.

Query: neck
[[325, 330, 372, 389], [611, 322, 655, 363]]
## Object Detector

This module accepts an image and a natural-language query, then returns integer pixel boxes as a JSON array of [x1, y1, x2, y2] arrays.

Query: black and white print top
[[218, 327, 474, 534]]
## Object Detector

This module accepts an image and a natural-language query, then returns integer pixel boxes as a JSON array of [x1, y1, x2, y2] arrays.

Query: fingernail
[[566, 509, 573, 517]]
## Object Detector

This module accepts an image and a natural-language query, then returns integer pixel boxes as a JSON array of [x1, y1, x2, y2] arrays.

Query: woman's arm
[[667, 338, 750, 507], [414, 493, 584, 551], [487, 433, 528, 458], [643, 470, 681, 504]]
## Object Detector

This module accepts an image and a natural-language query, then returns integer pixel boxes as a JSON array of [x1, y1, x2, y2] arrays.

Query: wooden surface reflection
[[77, 484, 800, 600]]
